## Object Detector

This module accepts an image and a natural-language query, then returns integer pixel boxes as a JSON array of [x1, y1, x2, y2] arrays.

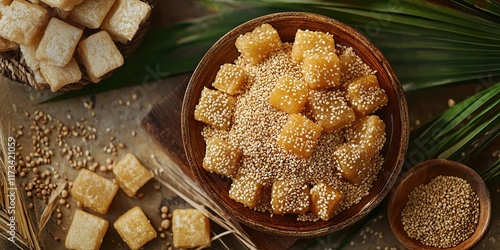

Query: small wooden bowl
[[387, 159, 492, 249], [182, 12, 409, 237]]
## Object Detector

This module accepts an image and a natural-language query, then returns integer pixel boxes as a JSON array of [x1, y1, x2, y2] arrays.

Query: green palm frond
[[406, 82, 500, 168], [208, 0, 500, 90], [481, 158, 500, 181], [44, 0, 500, 102], [452, 0, 500, 18]]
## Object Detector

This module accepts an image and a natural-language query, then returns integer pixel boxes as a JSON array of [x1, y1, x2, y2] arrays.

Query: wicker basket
[[0, 0, 155, 91]]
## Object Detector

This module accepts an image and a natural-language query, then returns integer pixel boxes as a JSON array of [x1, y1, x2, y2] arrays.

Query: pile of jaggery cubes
[[0, 0, 151, 91], [195, 23, 389, 221], [66, 152, 213, 249], [66, 153, 155, 249]]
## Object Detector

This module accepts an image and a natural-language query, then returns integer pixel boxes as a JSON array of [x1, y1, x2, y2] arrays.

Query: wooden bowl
[[182, 12, 409, 237], [387, 159, 492, 249]]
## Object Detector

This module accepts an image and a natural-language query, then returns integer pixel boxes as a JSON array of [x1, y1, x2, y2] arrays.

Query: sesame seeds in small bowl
[[182, 12, 409, 237], [387, 159, 492, 249]]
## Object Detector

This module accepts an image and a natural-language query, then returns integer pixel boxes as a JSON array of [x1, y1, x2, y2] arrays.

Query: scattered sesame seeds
[[12, 107, 139, 233]]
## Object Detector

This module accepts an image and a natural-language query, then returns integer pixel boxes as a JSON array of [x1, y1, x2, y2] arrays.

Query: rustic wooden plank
[[142, 80, 298, 250], [142, 81, 195, 179]]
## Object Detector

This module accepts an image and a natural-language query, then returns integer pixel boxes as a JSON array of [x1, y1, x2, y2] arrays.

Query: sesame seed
[[448, 98, 456, 107]]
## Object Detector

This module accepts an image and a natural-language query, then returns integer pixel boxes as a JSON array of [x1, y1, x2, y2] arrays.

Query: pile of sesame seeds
[[202, 43, 383, 220], [401, 175, 480, 248]]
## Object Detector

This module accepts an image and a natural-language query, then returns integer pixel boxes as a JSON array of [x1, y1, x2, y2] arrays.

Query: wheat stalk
[[37, 180, 67, 239], [150, 154, 257, 250], [0, 126, 41, 250]]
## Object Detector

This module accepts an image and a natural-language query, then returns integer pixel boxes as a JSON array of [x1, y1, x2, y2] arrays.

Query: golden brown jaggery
[[40, 0, 84, 11], [308, 90, 355, 133], [229, 174, 263, 208], [310, 182, 344, 221], [346, 75, 388, 116], [71, 169, 119, 214], [113, 152, 153, 197], [212, 63, 246, 95], [36, 18, 83, 67], [339, 47, 357, 75], [276, 114, 323, 158], [194, 87, 236, 130], [69, 0, 116, 29], [39, 57, 82, 92], [101, 0, 151, 43], [203, 137, 242, 177], [235, 23, 282, 64], [65, 210, 108, 250], [77, 31, 124, 82], [291, 29, 335, 62], [172, 209, 211, 248], [303, 52, 341, 89], [271, 179, 310, 215], [333, 144, 370, 184], [0, 0, 49, 45], [114, 206, 157, 250], [269, 75, 309, 114], [345, 115, 386, 159]]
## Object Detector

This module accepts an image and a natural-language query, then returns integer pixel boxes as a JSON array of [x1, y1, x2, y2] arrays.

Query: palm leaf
[[481, 158, 500, 181], [453, 0, 500, 18], [440, 114, 499, 161], [411, 82, 499, 139], [406, 82, 499, 167], [44, 0, 500, 102]]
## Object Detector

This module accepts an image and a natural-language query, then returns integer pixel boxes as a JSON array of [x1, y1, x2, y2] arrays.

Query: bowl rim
[[182, 11, 410, 237], [387, 159, 492, 249]]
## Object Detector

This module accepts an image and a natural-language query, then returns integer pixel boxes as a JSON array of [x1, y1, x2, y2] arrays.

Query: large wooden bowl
[[182, 12, 409, 237], [387, 159, 492, 249]]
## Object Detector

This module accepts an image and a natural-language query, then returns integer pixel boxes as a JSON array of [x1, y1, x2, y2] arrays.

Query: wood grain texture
[[181, 12, 409, 237], [387, 159, 492, 250]]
